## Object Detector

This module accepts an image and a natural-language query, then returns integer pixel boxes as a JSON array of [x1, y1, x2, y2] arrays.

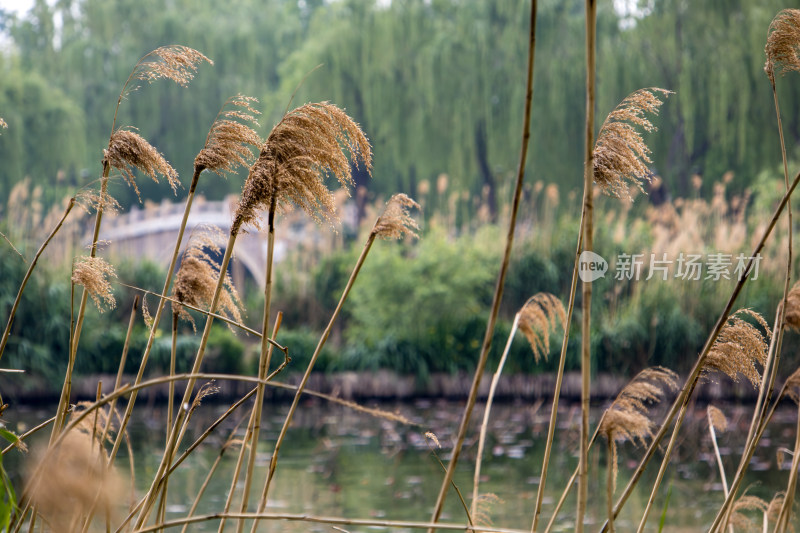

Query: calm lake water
[[7, 398, 800, 532]]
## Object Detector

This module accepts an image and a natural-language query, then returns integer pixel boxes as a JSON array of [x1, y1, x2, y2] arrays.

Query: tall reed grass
[[4, 3, 800, 533]]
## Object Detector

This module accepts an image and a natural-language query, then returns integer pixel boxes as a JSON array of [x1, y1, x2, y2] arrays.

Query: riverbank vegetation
[[2, 1, 800, 532]]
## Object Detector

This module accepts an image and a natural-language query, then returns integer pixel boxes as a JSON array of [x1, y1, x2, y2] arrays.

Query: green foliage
[[340, 228, 499, 378], [0, 452, 16, 530], [0, 67, 86, 204], [262, 327, 335, 376], [3, 0, 799, 211], [204, 324, 245, 374], [0, 425, 20, 529]]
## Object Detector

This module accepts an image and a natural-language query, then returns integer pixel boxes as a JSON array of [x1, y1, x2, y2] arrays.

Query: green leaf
[[658, 481, 673, 533], [0, 427, 22, 450]]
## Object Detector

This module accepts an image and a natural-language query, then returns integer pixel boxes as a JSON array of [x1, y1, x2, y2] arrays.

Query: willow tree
[[277, 0, 533, 217]]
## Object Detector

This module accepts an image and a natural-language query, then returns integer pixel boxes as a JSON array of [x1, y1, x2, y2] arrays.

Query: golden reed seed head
[[599, 366, 678, 492], [232, 102, 372, 234], [729, 494, 768, 532], [132, 45, 212, 88], [517, 293, 567, 363], [69, 402, 116, 449], [194, 94, 262, 175], [72, 256, 117, 311], [424, 431, 441, 448], [172, 226, 243, 331], [27, 426, 125, 531], [703, 308, 771, 389], [766, 494, 788, 527], [593, 87, 673, 200], [473, 493, 503, 528], [707, 405, 728, 433], [191, 381, 221, 409], [372, 193, 421, 240], [785, 280, 800, 331], [104, 128, 180, 198], [785, 367, 800, 404], [599, 367, 678, 442], [76, 187, 121, 215], [765, 9, 800, 83]]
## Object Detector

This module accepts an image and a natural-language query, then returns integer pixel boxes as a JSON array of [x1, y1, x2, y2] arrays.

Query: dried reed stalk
[[129, 101, 367, 530], [775, 369, 800, 532], [712, 367, 800, 533], [596, 368, 677, 533], [636, 310, 769, 532], [715, 26, 800, 510], [217, 315, 283, 533], [707, 406, 730, 497], [252, 195, 419, 532], [180, 419, 246, 533], [576, 1, 597, 530], [600, 168, 800, 533], [106, 95, 258, 494], [230, 103, 370, 533], [49, 254, 119, 442], [575, 82, 671, 531], [756, 15, 800, 509], [0, 197, 75, 362], [472, 294, 565, 519], [55, 45, 209, 451], [530, 203, 584, 533], [136, 512, 530, 533], [428, 3, 537, 529]]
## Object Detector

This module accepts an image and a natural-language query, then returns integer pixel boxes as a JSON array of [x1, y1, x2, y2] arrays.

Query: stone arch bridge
[[98, 196, 351, 290]]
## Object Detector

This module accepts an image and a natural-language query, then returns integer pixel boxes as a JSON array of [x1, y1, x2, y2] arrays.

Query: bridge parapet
[[95, 195, 356, 290]]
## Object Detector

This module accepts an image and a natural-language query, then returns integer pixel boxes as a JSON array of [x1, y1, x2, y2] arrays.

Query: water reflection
[[8, 400, 799, 532]]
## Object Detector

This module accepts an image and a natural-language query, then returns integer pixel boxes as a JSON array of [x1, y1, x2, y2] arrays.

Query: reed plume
[[765, 9, 800, 83], [112, 94, 259, 480], [72, 256, 117, 312], [172, 226, 243, 330], [702, 308, 771, 388], [252, 194, 416, 533], [635, 310, 769, 532], [785, 367, 800, 404], [707, 405, 730, 500], [727, 494, 768, 532], [784, 280, 800, 331], [237, 103, 370, 532], [76, 186, 121, 215], [774, 367, 800, 532], [472, 293, 565, 521], [26, 421, 125, 532], [473, 493, 502, 530], [232, 101, 371, 233], [599, 367, 678, 495], [104, 128, 180, 197], [708, 405, 728, 433], [593, 87, 673, 199], [518, 292, 567, 362], [194, 94, 261, 175], [125, 45, 212, 95], [372, 193, 421, 239]]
